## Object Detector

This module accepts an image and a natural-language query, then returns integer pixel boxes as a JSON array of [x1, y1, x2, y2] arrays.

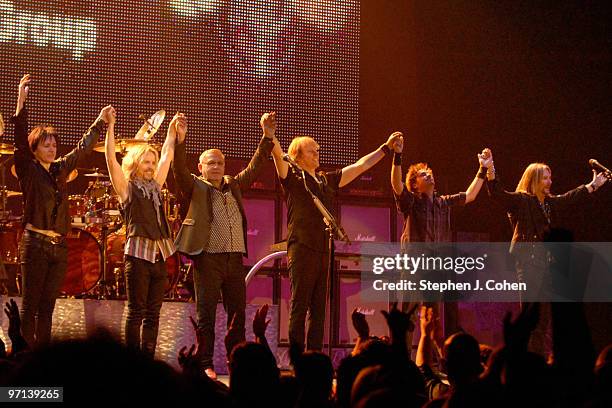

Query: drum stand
[[92, 223, 113, 299]]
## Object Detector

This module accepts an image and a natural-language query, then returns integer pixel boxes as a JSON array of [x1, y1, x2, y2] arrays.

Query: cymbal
[[11, 165, 78, 182], [93, 139, 161, 154], [0, 143, 14, 155], [84, 171, 109, 178], [135, 110, 166, 141], [0, 189, 22, 198]]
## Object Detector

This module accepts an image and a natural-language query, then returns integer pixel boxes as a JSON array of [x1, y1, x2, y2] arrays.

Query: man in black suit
[[172, 113, 275, 379]]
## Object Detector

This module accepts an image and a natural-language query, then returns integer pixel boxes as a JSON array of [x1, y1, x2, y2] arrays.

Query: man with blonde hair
[[105, 108, 184, 357], [264, 112, 402, 352], [172, 113, 275, 379]]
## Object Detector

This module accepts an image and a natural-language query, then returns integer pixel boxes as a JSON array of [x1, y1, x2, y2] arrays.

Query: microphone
[[282, 154, 302, 170], [589, 159, 611, 174]]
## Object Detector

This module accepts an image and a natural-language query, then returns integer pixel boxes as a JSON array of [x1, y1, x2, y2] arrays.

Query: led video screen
[[0, 0, 359, 164]]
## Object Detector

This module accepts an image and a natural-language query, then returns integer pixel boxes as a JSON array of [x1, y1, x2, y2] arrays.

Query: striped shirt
[[125, 236, 176, 263], [205, 181, 245, 254]]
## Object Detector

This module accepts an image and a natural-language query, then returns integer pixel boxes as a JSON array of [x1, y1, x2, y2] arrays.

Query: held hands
[[385, 131, 403, 152], [478, 148, 493, 168], [393, 133, 404, 153], [260, 112, 276, 139], [97, 105, 116, 125], [17, 74, 31, 104], [169, 112, 187, 143]]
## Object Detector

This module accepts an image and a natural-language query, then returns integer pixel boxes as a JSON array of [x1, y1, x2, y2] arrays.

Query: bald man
[[172, 113, 275, 379]]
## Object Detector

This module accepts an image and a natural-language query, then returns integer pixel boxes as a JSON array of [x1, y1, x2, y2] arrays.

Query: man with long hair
[[105, 108, 185, 357], [484, 153, 608, 354], [485, 157, 607, 287], [11, 74, 112, 346]]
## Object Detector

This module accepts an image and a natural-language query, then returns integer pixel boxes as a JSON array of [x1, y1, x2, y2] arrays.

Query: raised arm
[[171, 124, 195, 196], [462, 148, 493, 204], [263, 112, 289, 180], [60, 106, 109, 173], [15, 74, 30, 117], [155, 113, 183, 187], [104, 108, 129, 203], [390, 133, 404, 195], [12, 75, 34, 177], [339, 131, 402, 188], [484, 150, 522, 212], [234, 112, 275, 189]]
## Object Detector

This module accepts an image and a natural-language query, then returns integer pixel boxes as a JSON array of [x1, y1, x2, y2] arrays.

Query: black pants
[[19, 232, 68, 347], [192, 252, 246, 370], [124, 255, 167, 357], [288, 243, 329, 352]]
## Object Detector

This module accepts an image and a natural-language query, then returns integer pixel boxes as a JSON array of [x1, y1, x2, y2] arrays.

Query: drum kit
[[0, 111, 192, 300]]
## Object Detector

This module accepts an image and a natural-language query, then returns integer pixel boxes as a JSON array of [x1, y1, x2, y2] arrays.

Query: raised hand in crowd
[[252, 304, 271, 345], [352, 308, 370, 339], [503, 302, 540, 354], [4, 299, 28, 354], [381, 302, 417, 343], [350, 308, 370, 356], [178, 315, 207, 379]]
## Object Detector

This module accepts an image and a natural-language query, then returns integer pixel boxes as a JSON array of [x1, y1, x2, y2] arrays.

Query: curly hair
[[406, 162, 430, 192]]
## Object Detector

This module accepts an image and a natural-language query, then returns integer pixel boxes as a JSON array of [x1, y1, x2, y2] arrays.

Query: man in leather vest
[[172, 113, 275, 379]]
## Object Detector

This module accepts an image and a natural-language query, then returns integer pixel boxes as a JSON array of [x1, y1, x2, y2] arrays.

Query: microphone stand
[[288, 161, 351, 356]]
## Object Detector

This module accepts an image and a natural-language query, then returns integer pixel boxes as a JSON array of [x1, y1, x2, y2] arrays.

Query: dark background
[[360, 0, 611, 242]]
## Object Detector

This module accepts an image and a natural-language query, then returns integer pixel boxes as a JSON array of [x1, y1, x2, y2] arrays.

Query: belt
[[24, 229, 66, 245]]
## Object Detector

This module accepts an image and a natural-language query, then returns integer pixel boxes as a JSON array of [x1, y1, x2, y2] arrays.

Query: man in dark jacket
[[172, 114, 275, 379]]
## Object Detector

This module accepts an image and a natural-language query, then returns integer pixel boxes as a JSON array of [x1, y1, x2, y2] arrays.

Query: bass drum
[[106, 230, 180, 296], [61, 227, 102, 296]]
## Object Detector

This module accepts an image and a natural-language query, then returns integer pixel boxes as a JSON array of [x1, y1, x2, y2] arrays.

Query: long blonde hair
[[515, 163, 550, 195], [121, 145, 159, 181]]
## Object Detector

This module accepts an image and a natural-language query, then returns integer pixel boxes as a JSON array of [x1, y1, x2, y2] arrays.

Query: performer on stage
[[172, 113, 275, 379], [483, 151, 608, 354], [391, 138, 491, 246], [484, 152, 608, 293], [11, 74, 112, 347], [266, 113, 402, 352], [105, 108, 183, 357], [390, 138, 491, 351]]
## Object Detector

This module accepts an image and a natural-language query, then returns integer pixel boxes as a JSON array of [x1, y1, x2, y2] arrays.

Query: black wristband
[[380, 144, 391, 156], [393, 152, 402, 166], [477, 166, 487, 179]]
